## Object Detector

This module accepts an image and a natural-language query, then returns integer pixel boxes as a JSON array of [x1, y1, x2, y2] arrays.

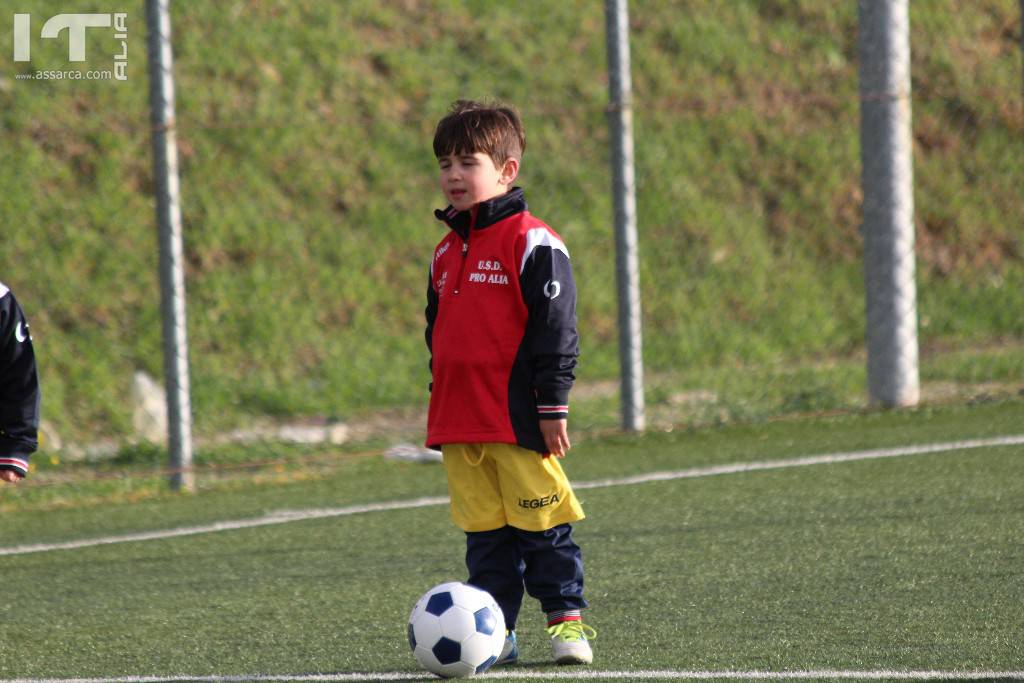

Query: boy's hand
[[0, 470, 22, 484], [540, 419, 571, 458]]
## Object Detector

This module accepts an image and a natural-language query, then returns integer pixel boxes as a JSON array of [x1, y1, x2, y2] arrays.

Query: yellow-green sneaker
[[547, 621, 596, 665]]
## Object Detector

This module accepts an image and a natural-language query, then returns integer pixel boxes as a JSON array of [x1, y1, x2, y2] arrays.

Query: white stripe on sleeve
[[519, 227, 569, 274]]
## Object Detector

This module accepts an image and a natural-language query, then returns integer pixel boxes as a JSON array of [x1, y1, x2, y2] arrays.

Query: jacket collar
[[434, 187, 527, 237]]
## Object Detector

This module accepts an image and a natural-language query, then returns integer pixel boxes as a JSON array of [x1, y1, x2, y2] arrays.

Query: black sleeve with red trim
[[520, 246, 579, 420], [424, 266, 438, 392], [0, 287, 40, 478]]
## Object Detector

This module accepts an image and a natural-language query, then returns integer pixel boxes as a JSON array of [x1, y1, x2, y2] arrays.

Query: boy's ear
[[500, 157, 519, 186]]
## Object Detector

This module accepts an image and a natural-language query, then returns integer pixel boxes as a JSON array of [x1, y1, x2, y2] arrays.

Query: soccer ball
[[407, 581, 506, 678]]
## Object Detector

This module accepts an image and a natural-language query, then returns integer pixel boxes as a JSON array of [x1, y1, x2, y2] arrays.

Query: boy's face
[[437, 151, 518, 212]]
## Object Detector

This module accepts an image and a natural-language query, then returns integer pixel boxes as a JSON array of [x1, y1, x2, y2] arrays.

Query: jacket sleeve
[[0, 287, 40, 478], [519, 243, 579, 420], [424, 264, 439, 392]]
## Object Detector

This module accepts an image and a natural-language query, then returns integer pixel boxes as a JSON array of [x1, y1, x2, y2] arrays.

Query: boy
[[0, 281, 40, 484], [424, 100, 594, 666]]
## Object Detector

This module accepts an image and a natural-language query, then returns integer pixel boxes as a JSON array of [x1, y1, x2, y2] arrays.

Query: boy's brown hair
[[433, 100, 526, 166]]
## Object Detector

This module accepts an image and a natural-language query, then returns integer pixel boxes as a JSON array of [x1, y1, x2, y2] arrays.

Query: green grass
[[0, 402, 1022, 680], [0, 1, 1021, 444]]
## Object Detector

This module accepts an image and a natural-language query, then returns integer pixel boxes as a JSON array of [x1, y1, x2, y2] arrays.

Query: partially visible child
[[424, 100, 594, 665], [0, 281, 40, 483]]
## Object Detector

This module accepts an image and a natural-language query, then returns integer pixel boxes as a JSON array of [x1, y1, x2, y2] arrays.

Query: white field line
[[571, 434, 1024, 490], [0, 496, 448, 557], [2, 434, 1022, 558], [4, 668, 1024, 682]]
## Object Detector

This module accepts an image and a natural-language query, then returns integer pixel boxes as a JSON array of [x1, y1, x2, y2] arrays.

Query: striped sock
[[547, 610, 582, 626]]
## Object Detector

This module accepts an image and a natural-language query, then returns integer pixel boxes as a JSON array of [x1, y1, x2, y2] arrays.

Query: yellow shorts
[[442, 443, 586, 533]]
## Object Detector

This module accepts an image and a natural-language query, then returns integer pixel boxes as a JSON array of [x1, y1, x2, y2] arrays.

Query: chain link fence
[[0, 1, 1020, 478]]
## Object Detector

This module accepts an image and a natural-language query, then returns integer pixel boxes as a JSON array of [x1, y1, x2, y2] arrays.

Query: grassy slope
[[0, 0, 1021, 442]]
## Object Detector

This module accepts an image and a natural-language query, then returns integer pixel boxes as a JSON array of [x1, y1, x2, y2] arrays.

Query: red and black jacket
[[425, 188, 578, 454], [0, 283, 40, 478]]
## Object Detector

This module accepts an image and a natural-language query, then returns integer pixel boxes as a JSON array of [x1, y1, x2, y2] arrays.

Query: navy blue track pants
[[465, 523, 586, 630]]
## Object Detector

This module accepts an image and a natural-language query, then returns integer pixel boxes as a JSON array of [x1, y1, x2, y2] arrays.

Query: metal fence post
[[146, 0, 194, 490], [605, 0, 645, 431], [858, 0, 920, 408]]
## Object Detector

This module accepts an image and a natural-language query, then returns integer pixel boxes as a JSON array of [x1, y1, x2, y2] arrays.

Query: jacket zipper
[[452, 240, 469, 295], [452, 207, 477, 295]]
